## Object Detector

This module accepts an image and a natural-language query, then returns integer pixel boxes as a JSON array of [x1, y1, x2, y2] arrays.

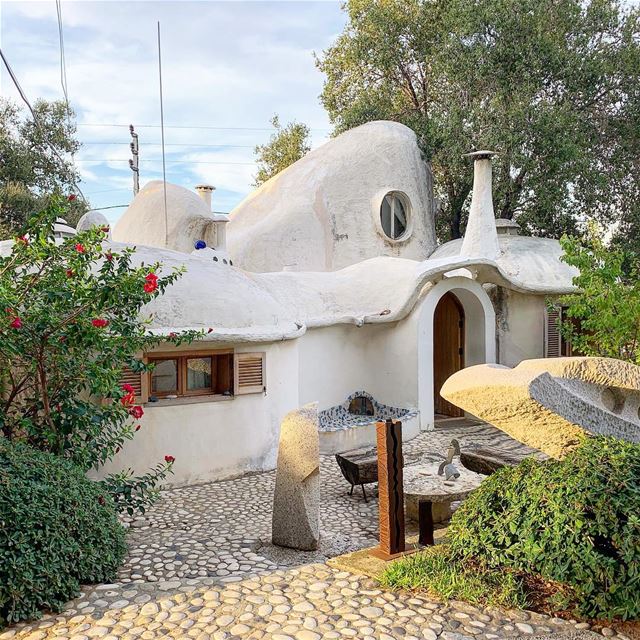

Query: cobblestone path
[[1, 421, 623, 640]]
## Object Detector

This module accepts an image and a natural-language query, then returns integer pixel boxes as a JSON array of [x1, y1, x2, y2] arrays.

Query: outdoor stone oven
[[318, 391, 420, 454]]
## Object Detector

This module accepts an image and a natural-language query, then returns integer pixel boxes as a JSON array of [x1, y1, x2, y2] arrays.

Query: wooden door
[[433, 292, 465, 417]]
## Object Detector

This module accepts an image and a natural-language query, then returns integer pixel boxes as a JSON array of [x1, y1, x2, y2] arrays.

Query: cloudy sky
[[0, 0, 345, 222]]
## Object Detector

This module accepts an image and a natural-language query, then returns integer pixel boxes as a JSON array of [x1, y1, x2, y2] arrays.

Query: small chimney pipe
[[195, 184, 215, 212]]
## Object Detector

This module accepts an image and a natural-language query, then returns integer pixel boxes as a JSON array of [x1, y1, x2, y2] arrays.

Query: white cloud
[[1, 0, 344, 220]]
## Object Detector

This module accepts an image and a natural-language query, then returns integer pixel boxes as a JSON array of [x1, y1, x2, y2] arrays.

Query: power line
[[0, 48, 36, 120], [0, 46, 87, 203], [76, 159, 256, 165], [55, 0, 70, 111], [83, 142, 255, 148], [77, 123, 331, 132]]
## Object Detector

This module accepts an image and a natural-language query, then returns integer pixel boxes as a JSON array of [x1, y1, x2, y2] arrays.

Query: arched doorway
[[433, 292, 465, 417], [417, 276, 496, 429]]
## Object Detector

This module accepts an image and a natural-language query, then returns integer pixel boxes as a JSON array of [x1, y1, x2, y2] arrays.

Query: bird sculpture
[[438, 439, 461, 481]]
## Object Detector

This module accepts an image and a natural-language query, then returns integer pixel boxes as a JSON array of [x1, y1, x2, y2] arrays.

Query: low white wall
[[298, 322, 418, 411], [319, 413, 421, 455], [96, 341, 299, 487]]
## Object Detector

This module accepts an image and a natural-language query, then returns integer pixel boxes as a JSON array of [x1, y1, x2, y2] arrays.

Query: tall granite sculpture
[[441, 357, 640, 458], [272, 403, 320, 550]]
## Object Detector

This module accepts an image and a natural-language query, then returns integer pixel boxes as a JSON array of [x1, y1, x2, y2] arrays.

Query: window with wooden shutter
[[545, 306, 578, 358], [118, 365, 148, 402], [234, 352, 266, 395]]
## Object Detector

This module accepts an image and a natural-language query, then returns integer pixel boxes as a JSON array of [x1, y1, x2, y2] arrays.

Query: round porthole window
[[380, 192, 410, 240]]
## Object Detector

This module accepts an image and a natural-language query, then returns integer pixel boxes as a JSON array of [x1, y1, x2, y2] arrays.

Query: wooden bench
[[334, 450, 379, 502]]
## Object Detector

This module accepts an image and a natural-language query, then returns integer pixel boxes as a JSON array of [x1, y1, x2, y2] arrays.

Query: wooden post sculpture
[[373, 418, 405, 559]]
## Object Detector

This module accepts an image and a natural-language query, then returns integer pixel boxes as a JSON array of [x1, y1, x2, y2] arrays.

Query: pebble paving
[[1, 421, 624, 640]]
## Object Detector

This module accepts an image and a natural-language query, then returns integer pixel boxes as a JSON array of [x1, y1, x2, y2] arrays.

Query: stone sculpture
[[441, 357, 640, 458], [272, 403, 320, 551], [437, 439, 461, 481]]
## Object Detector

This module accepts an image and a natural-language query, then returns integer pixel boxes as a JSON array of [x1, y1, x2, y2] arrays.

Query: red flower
[[68, 194, 77, 202], [92, 318, 108, 328], [129, 405, 144, 420], [66, 269, 74, 278], [122, 383, 135, 393], [144, 272, 158, 294], [105, 252, 114, 262], [16, 235, 28, 245], [100, 226, 110, 233], [75, 243, 85, 253], [10, 316, 22, 329], [168, 332, 177, 338], [164, 455, 175, 464], [121, 392, 135, 407]]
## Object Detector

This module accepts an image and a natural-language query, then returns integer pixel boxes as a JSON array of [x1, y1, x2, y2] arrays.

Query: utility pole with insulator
[[128, 124, 139, 196]]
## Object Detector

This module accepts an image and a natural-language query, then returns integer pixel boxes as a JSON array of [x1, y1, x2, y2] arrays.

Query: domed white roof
[[430, 234, 577, 292], [112, 181, 218, 253], [76, 210, 110, 234], [227, 120, 438, 272]]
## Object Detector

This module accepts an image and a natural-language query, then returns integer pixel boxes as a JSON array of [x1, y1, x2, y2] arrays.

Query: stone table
[[403, 460, 486, 545]]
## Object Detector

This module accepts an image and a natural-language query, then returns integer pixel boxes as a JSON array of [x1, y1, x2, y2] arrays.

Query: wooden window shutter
[[545, 307, 562, 358], [234, 352, 266, 395], [118, 365, 148, 403]]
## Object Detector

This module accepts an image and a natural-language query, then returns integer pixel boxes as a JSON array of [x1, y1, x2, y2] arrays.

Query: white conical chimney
[[460, 151, 500, 261]]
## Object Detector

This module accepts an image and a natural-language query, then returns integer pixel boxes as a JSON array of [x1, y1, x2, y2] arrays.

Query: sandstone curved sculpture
[[440, 357, 640, 458], [272, 403, 320, 551]]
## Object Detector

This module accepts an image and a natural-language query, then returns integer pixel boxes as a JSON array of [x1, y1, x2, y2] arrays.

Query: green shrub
[[449, 437, 640, 620], [380, 544, 529, 609], [0, 440, 127, 626]]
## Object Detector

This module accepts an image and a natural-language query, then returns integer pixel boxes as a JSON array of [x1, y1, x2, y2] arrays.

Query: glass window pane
[[380, 195, 393, 237], [151, 359, 177, 393], [187, 357, 212, 391], [393, 196, 406, 238]]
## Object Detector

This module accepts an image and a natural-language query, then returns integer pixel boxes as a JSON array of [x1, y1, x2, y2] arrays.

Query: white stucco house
[[91, 121, 576, 486]]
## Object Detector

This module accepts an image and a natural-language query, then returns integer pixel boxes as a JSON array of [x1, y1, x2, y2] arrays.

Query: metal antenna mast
[[129, 124, 139, 196], [157, 21, 168, 246]]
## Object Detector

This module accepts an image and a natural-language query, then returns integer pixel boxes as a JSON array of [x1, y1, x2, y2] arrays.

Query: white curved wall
[[417, 276, 497, 428], [95, 341, 299, 487], [227, 121, 437, 272]]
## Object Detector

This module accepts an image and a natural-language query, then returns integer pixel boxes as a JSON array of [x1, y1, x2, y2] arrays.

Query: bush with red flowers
[[0, 196, 200, 516]]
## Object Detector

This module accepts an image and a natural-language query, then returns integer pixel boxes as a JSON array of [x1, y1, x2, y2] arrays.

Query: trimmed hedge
[[0, 440, 127, 626], [449, 437, 640, 620]]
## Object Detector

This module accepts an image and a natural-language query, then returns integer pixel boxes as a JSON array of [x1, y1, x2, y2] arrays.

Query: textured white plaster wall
[[298, 322, 418, 412], [497, 290, 546, 367], [227, 121, 437, 273], [95, 341, 299, 487]]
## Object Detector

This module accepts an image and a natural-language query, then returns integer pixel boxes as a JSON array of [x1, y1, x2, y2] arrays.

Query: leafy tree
[[253, 115, 311, 186], [559, 223, 640, 364], [316, 0, 640, 242], [0, 197, 200, 513], [0, 98, 87, 238]]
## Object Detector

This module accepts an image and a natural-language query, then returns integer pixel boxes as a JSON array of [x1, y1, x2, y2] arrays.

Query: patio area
[[117, 419, 543, 584], [3, 420, 614, 640]]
